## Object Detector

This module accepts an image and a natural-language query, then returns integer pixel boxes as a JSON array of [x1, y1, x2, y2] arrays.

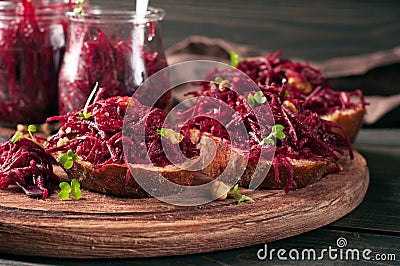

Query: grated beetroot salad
[[46, 92, 198, 172], [236, 51, 367, 115], [58, 17, 169, 115], [0, 137, 59, 200], [183, 76, 353, 193]]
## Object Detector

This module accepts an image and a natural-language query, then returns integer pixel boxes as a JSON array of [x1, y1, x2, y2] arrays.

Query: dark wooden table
[[1, 0, 399, 265], [0, 129, 398, 265]]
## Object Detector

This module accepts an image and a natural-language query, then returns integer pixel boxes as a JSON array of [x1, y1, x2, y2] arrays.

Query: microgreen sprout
[[27, 124, 37, 140], [77, 112, 91, 120], [156, 128, 168, 138], [230, 51, 240, 68], [261, 124, 286, 146], [231, 184, 254, 205], [210, 76, 224, 86], [214, 76, 223, 84], [73, 0, 87, 14], [58, 150, 79, 170], [11, 132, 22, 144], [156, 128, 183, 144], [77, 82, 98, 120], [58, 179, 82, 200], [247, 91, 267, 106]]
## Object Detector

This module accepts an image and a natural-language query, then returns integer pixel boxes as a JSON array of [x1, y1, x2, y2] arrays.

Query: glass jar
[[0, 0, 72, 124], [58, 6, 170, 114]]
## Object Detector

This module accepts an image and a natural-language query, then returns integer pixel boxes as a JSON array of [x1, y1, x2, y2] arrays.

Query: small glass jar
[[58, 6, 169, 114], [0, 0, 71, 124]]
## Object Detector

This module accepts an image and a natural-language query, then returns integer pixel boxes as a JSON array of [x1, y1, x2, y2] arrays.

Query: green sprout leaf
[[58, 150, 78, 170], [275, 131, 286, 139], [77, 112, 91, 120], [237, 194, 247, 205], [58, 190, 70, 200], [11, 132, 22, 144], [27, 124, 38, 141], [156, 128, 169, 138], [262, 138, 275, 146], [58, 179, 82, 200], [272, 124, 286, 139], [232, 184, 239, 199], [247, 94, 256, 107], [253, 91, 267, 104], [71, 179, 81, 199], [231, 184, 254, 205], [58, 153, 69, 164], [58, 181, 71, 200], [261, 124, 286, 146], [71, 154, 78, 161], [214, 76, 223, 84], [230, 51, 240, 68], [247, 91, 266, 106], [63, 160, 74, 170], [27, 125, 37, 133], [73, 0, 87, 14], [157, 128, 183, 144], [209, 76, 224, 86], [59, 182, 71, 193]]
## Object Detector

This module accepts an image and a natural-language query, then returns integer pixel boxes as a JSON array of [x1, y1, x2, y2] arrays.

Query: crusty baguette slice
[[64, 160, 195, 198], [321, 106, 365, 143]]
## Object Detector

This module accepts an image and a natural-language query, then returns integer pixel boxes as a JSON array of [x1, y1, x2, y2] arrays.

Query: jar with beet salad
[[0, 0, 74, 125], [58, 6, 170, 114]]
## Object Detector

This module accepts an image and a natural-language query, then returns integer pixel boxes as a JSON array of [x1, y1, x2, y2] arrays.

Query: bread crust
[[197, 134, 330, 190], [238, 159, 329, 189], [59, 132, 334, 197], [321, 106, 365, 143], [64, 160, 194, 198]]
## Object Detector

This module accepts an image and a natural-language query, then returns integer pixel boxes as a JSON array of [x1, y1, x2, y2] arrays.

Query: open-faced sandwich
[[234, 51, 368, 142], [45, 90, 201, 198], [0, 51, 366, 201], [179, 71, 353, 193]]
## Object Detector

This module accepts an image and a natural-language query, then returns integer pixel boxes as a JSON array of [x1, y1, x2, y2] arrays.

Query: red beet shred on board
[[0, 137, 59, 200]]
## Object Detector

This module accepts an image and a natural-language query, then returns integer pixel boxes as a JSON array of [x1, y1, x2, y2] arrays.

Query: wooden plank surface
[[328, 145, 400, 233], [0, 152, 368, 259]]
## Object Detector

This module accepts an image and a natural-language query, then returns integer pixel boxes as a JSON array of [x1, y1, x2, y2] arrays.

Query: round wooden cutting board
[[0, 151, 369, 259]]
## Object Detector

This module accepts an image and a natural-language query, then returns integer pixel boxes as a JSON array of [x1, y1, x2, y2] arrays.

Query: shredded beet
[[46, 94, 198, 171], [58, 23, 169, 115], [0, 0, 69, 124], [0, 137, 59, 200], [237, 51, 328, 89], [181, 73, 354, 192], [236, 51, 367, 115]]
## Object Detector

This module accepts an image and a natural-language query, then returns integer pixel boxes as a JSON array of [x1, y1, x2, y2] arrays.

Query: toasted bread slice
[[321, 106, 365, 143], [197, 133, 330, 190], [64, 160, 195, 198], [238, 159, 329, 189], [59, 132, 332, 197]]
